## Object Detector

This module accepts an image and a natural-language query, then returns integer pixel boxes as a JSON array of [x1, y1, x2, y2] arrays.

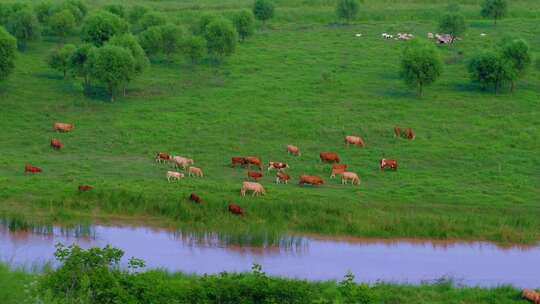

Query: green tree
[[336, 0, 359, 23], [338, 272, 374, 304], [481, 0, 508, 25], [438, 13, 467, 44], [0, 4, 13, 26], [69, 43, 95, 90], [50, 0, 87, 25], [104, 4, 125, 18], [34, 1, 53, 24], [195, 13, 217, 35], [89, 45, 135, 101], [468, 51, 514, 93], [48, 9, 76, 43], [128, 5, 148, 24], [399, 40, 443, 97], [204, 18, 237, 60], [158, 24, 186, 60], [81, 11, 129, 46], [138, 26, 162, 58], [253, 0, 274, 24], [108, 33, 149, 75], [136, 12, 166, 33], [183, 35, 206, 64], [0, 26, 17, 82], [233, 10, 255, 41], [6, 9, 40, 50], [48, 43, 76, 78], [499, 38, 531, 91]]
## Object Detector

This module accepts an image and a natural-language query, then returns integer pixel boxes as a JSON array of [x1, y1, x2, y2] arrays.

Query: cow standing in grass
[[330, 164, 347, 178], [228, 204, 245, 216], [188, 167, 204, 177], [320, 152, 340, 163], [25, 164, 42, 174], [299, 175, 324, 186], [155, 153, 171, 163], [287, 145, 301, 156], [345, 136, 365, 147], [167, 171, 184, 182], [276, 172, 291, 184], [53, 122, 74, 132], [341, 172, 360, 185], [241, 182, 265, 196], [50, 138, 63, 150], [380, 159, 398, 171]]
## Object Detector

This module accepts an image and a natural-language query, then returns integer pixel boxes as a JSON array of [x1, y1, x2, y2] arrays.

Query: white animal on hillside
[[167, 171, 184, 182]]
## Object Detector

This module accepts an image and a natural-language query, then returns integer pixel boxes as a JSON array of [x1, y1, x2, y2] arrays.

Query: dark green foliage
[[48, 9, 76, 43], [204, 18, 237, 59], [468, 51, 514, 93], [88, 45, 135, 101], [233, 10, 255, 41], [0, 26, 16, 81], [195, 13, 217, 35], [481, 0, 508, 25], [400, 40, 443, 97], [438, 13, 467, 43], [137, 26, 162, 58], [104, 4, 126, 19], [34, 1, 53, 24], [6, 9, 40, 50], [336, 0, 359, 23], [253, 0, 275, 23], [136, 12, 166, 33], [51, 0, 87, 24], [69, 43, 95, 89], [338, 272, 374, 304], [128, 5, 149, 24], [48, 43, 76, 78], [500, 38, 531, 79], [108, 33, 149, 75], [158, 24, 186, 59], [0, 4, 13, 26], [183, 35, 206, 63], [81, 11, 129, 46]]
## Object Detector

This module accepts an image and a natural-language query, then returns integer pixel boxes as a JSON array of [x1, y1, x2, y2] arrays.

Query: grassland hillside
[[0, 0, 539, 244]]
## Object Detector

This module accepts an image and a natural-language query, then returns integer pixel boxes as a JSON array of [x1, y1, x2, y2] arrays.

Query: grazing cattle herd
[[28, 122, 416, 217]]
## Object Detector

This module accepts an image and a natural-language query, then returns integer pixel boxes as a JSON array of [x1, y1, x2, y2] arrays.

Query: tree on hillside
[[468, 51, 514, 93], [104, 4, 126, 19], [0, 26, 17, 82], [233, 10, 255, 41], [69, 43, 95, 90], [195, 13, 217, 35], [88, 45, 135, 101], [108, 33, 149, 75], [6, 9, 40, 50], [438, 13, 467, 44], [183, 35, 206, 64], [138, 26, 162, 58], [481, 0, 508, 25], [399, 40, 443, 97], [0, 4, 14, 26], [336, 0, 359, 23], [499, 38, 531, 91], [48, 43, 76, 78], [51, 0, 87, 25], [158, 24, 186, 60], [253, 0, 274, 25], [128, 5, 148, 24], [136, 12, 166, 33], [34, 1, 53, 24], [204, 18, 237, 61], [81, 11, 129, 46], [48, 9, 76, 43]]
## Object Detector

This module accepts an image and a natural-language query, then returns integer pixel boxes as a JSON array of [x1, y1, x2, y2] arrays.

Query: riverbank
[[0, 262, 533, 304]]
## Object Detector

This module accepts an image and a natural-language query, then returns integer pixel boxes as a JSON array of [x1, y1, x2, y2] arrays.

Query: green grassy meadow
[[0, 0, 539, 244]]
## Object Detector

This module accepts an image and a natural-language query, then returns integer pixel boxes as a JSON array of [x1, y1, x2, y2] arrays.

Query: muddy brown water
[[1, 224, 538, 288]]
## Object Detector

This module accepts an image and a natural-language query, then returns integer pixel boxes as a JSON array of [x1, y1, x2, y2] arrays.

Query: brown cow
[[320, 152, 340, 163], [267, 162, 289, 172], [345, 135, 365, 147], [275, 172, 291, 184], [247, 171, 263, 181], [380, 159, 398, 171], [155, 152, 171, 163], [78, 185, 93, 192], [231, 157, 248, 167], [405, 128, 415, 140], [287, 145, 301, 156], [188, 166, 204, 177], [299, 175, 324, 186], [330, 164, 347, 178], [228, 204, 245, 216], [24, 164, 42, 174], [50, 138, 63, 150], [189, 193, 202, 204], [246, 157, 262, 170], [53, 122, 74, 132], [522, 289, 540, 304], [394, 127, 401, 138]]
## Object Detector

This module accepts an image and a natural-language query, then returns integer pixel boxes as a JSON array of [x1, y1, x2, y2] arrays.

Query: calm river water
[[1, 224, 538, 288]]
